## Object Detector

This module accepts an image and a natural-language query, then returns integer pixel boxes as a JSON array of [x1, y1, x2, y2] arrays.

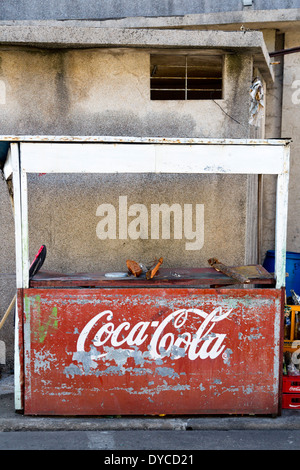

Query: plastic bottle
[[284, 312, 291, 340]]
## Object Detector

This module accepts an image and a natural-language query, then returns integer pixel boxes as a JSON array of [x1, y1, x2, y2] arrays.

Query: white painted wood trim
[[14, 300, 22, 411], [20, 143, 156, 174], [11, 144, 23, 290], [275, 145, 290, 289], [10, 143, 22, 410], [20, 169, 29, 289], [19, 142, 287, 175], [154, 144, 286, 175]]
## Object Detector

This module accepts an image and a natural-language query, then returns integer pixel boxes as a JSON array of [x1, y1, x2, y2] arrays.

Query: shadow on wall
[[5, 110, 199, 138]]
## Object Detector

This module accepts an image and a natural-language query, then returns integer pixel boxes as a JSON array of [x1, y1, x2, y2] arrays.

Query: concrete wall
[[281, 30, 300, 253], [0, 48, 251, 137], [0, 46, 255, 371], [260, 29, 300, 261], [261, 31, 284, 262], [0, 0, 299, 20]]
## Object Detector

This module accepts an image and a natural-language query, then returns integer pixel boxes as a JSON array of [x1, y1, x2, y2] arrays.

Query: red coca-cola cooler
[[21, 276, 284, 416], [3, 136, 290, 416]]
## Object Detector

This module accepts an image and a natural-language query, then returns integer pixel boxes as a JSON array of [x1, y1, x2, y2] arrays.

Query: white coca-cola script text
[[76, 307, 232, 361]]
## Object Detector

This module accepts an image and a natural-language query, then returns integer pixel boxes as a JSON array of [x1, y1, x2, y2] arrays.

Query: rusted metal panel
[[22, 287, 283, 416], [29, 266, 275, 288]]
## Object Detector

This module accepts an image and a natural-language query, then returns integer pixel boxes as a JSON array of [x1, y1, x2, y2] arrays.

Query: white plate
[[104, 272, 128, 278]]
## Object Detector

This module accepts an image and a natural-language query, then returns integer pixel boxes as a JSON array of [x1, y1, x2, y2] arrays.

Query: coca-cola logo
[[76, 307, 232, 363], [290, 386, 300, 392]]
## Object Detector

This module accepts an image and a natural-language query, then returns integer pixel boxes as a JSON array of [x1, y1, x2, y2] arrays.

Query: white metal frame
[[2, 136, 290, 409], [3, 136, 291, 291]]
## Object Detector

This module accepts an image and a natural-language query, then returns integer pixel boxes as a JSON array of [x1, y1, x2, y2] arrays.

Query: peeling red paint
[[21, 287, 283, 416]]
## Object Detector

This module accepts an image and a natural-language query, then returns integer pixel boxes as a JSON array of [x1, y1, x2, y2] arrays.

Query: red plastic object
[[283, 376, 300, 394], [282, 394, 300, 409]]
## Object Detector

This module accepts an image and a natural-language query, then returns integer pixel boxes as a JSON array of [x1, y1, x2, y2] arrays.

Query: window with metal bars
[[150, 54, 223, 100]]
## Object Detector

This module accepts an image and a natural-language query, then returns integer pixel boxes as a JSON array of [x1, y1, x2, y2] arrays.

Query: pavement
[[1, 373, 300, 432]]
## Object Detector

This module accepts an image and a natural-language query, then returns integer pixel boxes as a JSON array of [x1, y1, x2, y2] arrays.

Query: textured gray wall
[[0, 49, 251, 137], [0, 46, 254, 372], [0, 48, 253, 266], [0, 0, 299, 20]]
